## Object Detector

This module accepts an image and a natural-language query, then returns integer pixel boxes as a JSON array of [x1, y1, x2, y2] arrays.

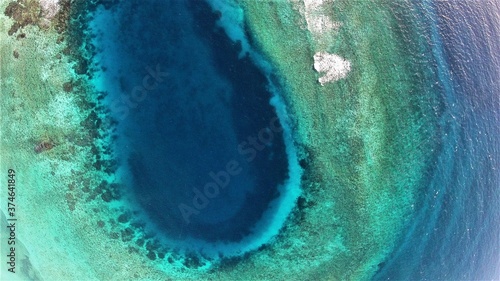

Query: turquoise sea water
[[34, 0, 498, 278], [92, 0, 289, 242], [3, 0, 492, 280], [86, 0, 302, 260]]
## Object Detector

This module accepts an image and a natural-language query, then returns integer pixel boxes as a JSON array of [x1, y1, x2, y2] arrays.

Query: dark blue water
[[376, 1, 500, 280], [91, 0, 289, 242]]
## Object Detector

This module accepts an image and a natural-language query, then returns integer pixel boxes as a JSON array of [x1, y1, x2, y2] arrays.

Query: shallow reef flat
[[236, 0, 443, 279], [1, 0, 93, 279], [0, 1, 146, 280]]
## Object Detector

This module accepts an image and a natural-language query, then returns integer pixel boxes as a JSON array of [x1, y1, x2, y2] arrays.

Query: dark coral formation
[[52, 0, 71, 34], [63, 81, 73, 92], [3, 0, 75, 36], [4, 0, 41, 36]]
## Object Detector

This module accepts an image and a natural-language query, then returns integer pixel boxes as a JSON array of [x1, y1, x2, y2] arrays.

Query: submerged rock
[[313, 51, 351, 85]]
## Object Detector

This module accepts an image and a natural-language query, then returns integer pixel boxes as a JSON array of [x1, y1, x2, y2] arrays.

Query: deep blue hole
[[107, 0, 289, 242]]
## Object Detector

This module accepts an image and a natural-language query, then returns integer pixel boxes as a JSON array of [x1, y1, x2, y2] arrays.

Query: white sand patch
[[40, 63, 51, 81], [303, 0, 341, 36], [33, 94, 80, 131], [47, 94, 80, 128], [307, 14, 341, 35], [39, 0, 60, 20], [313, 51, 351, 85]]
